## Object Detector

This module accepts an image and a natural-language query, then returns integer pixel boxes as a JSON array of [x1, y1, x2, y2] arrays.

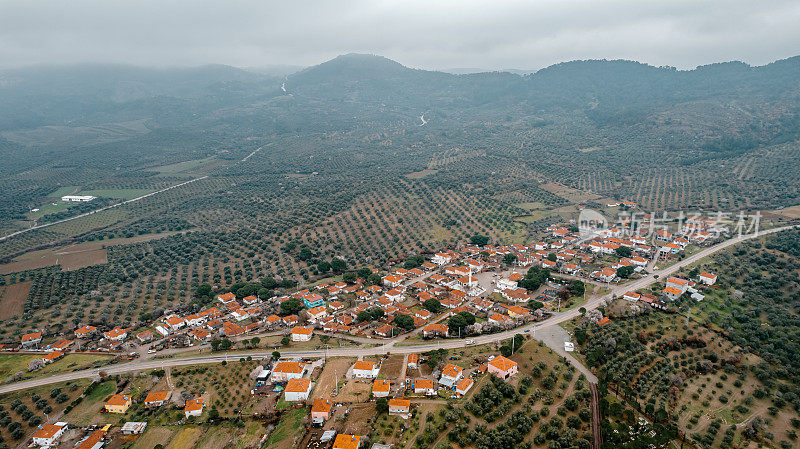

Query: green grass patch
[[266, 407, 307, 446], [48, 186, 80, 197], [87, 380, 116, 401]]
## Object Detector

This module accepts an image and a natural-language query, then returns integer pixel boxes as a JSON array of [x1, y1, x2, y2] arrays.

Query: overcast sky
[[1, 0, 799, 71]]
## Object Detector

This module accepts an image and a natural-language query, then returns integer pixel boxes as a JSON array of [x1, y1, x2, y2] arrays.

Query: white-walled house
[[352, 361, 380, 378], [285, 378, 313, 402], [699, 272, 717, 285]]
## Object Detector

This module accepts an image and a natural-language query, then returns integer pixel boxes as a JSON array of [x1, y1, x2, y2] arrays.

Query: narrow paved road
[[0, 226, 794, 394]]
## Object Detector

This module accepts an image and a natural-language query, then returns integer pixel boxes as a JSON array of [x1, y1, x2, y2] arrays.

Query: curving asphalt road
[[0, 225, 794, 395]]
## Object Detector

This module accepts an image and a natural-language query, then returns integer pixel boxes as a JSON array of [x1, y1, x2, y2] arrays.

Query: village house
[[164, 315, 186, 331], [488, 313, 512, 326], [455, 378, 474, 396], [272, 361, 306, 382], [374, 324, 395, 338], [144, 391, 171, 407], [184, 398, 204, 418], [622, 291, 641, 302], [285, 378, 313, 401], [21, 331, 42, 347], [291, 326, 314, 342], [389, 398, 411, 417], [699, 272, 718, 285], [662, 286, 683, 301], [75, 325, 97, 339], [382, 275, 404, 288], [372, 379, 391, 397], [306, 306, 328, 322], [75, 429, 105, 449], [422, 323, 448, 339], [385, 288, 403, 302], [302, 293, 325, 308], [432, 252, 452, 265], [31, 422, 68, 447], [496, 275, 519, 291], [407, 354, 419, 370], [103, 327, 127, 341], [413, 379, 437, 396], [105, 394, 132, 413], [311, 398, 333, 424], [47, 338, 73, 352], [121, 422, 148, 435], [561, 263, 580, 275], [136, 330, 154, 344], [438, 363, 464, 388], [333, 434, 362, 449], [415, 309, 433, 321], [501, 288, 530, 303], [506, 305, 530, 319], [592, 267, 617, 283], [42, 350, 64, 364], [487, 355, 518, 379], [666, 276, 690, 294], [352, 360, 380, 378]]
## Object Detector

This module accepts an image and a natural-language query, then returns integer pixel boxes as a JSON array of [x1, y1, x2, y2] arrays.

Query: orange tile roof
[[185, 398, 204, 412], [285, 378, 312, 393], [22, 331, 42, 342], [456, 378, 474, 392], [312, 398, 332, 413], [372, 379, 390, 392], [598, 317, 611, 326], [407, 354, 419, 364], [218, 292, 236, 302], [76, 430, 104, 449], [441, 363, 463, 378], [353, 360, 375, 371], [662, 286, 683, 295], [31, 423, 65, 439], [75, 325, 96, 335], [104, 328, 126, 339], [389, 398, 411, 409], [667, 276, 689, 285], [43, 350, 64, 361], [291, 326, 313, 335], [414, 379, 435, 390], [165, 316, 184, 326], [333, 434, 362, 449], [145, 390, 171, 403], [273, 361, 304, 374], [488, 355, 517, 372], [507, 305, 529, 316], [51, 339, 73, 349], [106, 394, 131, 406]]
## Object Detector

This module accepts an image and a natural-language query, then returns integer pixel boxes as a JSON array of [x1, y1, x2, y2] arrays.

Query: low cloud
[[1, 0, 798, 70]]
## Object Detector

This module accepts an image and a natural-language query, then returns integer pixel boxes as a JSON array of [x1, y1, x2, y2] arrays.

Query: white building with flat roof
[[61, 195, 97, 202]]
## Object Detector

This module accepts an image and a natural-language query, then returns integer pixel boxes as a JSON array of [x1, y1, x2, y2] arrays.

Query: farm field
[[0, 232, 178, 274], [378, 354, 404, 379], [0, 378, 90, 445], [62, 379, 117, 425], [171, 359, 262, 417], [577, 305, 800, 448], [0, 281, 30, 319], [311, 357, 354, 400]]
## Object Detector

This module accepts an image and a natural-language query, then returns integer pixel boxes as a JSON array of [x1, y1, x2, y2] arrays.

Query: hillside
[[1, 53, 800, 342]]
